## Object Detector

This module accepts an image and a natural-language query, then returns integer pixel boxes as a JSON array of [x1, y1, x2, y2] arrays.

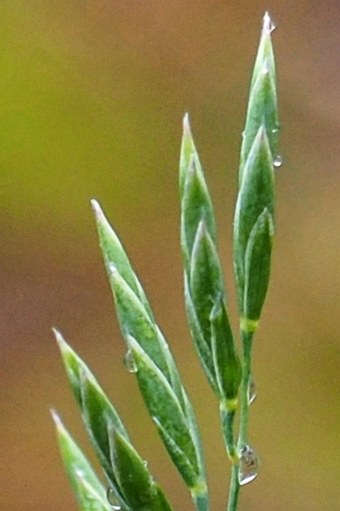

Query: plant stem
[[238, 330, 254, 448], [226, 329, 254, 511], [227, 463, 240, 511], [192, 488, 210, 511]]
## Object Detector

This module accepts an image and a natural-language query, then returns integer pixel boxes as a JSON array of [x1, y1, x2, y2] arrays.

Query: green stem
[[192, 488, 210, 511], [226, 329, 254, 511], [238, 330, 253, 448], [227, 464, 240, 511]]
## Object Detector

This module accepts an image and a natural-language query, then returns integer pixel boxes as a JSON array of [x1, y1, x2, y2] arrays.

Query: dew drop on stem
[[123, 349, 138, 373], [238, 444, 259, 485], [273, 154, 283, 168], [107, 488, 121, 510]]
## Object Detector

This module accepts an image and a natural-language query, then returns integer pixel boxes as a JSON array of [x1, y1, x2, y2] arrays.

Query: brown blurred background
[[1, 1, 339, 510]]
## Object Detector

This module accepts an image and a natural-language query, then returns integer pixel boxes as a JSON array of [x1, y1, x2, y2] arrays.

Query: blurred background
[[1, 1, 339, 510]]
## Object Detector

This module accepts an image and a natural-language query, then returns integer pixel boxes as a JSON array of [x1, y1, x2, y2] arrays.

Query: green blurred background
[[1, 1, 339, 510]]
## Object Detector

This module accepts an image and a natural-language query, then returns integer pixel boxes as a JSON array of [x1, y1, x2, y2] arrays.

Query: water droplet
[[238, 444, 259, 485], [273, 155, 283, 168], [123, 349, 138, 373], [248, 379, 256, 405], [269, 20, 276, 33], [107, 488, 121, 510], [143, 460, 148, 468], [263, 12, 276, 35]]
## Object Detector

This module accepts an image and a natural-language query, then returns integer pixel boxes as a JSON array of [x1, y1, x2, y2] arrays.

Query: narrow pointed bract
[[109, 428, 170, 511], [91, 199, 154, 320], [239, 12, 279, 184], [52, 412, 112, 511], [243, 208, 274, 323], [128, 335, 200, 489], [210, 297, 241, 403], [189, 221, 225, 348], [233, 125, 274, 320]]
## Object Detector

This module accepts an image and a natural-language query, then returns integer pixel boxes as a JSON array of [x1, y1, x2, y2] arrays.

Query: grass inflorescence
[[52, 12, 280, 511]]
